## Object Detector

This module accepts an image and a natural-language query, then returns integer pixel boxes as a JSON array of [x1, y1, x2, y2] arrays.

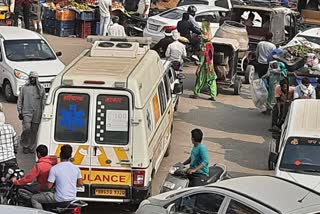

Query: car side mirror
[[56, 51, 62, 57], [166, 203, 176, 214], [173, 83, 183, 95], [269, 152, 279, 163]]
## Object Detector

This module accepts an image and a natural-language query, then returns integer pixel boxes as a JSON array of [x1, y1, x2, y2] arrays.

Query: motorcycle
[[0, 166, 88, 214], [160, 162, 229, 193], [122, 13, 147, 37]]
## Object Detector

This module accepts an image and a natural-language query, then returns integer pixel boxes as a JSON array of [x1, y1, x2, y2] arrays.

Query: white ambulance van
[[37, 37, 182, 204]]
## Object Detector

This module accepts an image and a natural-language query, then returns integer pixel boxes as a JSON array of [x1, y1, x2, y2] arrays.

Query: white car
[[0, 27, 65, 102], [143, 4, 229, 43], [284, 27, 320, 48]]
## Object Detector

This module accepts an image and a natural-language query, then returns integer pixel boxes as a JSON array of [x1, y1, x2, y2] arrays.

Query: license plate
[[149, 24, 159, 31], [95, 188, 126, 197], [163, 181, 175, 189], [41, 83, 51, 88]]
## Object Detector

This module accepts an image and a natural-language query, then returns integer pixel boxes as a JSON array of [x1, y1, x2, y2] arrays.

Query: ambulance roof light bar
[[87, 36, 153, 46]]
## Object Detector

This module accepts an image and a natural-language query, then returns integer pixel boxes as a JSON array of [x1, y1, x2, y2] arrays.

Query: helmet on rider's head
[[187, 5, 197, 16]]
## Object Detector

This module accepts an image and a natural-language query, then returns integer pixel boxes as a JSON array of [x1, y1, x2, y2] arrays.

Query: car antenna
[[298, 182, 320, 203]]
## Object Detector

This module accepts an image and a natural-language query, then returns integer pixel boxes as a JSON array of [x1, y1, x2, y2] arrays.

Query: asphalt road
[[2, 35, 273, 213]]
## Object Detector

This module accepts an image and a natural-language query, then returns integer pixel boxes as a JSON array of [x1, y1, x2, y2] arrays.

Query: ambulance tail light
[[133, 170, 145, 187]]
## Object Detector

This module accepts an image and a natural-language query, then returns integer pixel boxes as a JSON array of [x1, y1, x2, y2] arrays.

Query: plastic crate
[[55, 20, 75, 29], [76, 21, 92, 38], [43, 7, 55, 20], [56, 10, 76, 21], [44, 27, 55, 35], [55, 28, 75, 37], [76, 10, 95, 21], [43, 18, 56, 27]]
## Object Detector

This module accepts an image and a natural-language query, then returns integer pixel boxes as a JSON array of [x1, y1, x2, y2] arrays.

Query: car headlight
[[14, 70, 29, 80]]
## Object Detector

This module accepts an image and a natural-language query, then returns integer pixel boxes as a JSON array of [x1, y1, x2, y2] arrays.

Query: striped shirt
[[0, 124, 17, 163], [109, 23, 126, 37]]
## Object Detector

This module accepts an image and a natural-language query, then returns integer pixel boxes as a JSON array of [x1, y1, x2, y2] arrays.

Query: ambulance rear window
[[54, 93, 90, 143], [95, 95, 129, 145]]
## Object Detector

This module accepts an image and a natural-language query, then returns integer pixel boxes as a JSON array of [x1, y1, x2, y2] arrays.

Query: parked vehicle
[[37, 36, 183, 205], [143, 4, 229, 43], [269, 100, 320, 192], [0, 27, 65, 102], [136, 175, 320, 214], [177, 0, 233, 9], [122, 13, 147, 37], [160, 162, 228, 193], [284, 27, 320, 48]]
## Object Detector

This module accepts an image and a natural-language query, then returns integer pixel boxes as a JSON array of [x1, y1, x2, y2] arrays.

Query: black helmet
[[187, 5, 197, 16]]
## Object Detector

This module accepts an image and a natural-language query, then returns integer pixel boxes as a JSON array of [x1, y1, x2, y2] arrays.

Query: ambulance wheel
[[3, 80, 17, 103], [174, 97, 180, 112], [268, 153, 276, 170], [233, 77, 242, 95], [244, 65, 255, 84], [164, 144, 171, 157]]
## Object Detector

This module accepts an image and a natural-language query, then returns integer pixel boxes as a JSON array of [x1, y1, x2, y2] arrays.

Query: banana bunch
[[70, 1, 91, 10]]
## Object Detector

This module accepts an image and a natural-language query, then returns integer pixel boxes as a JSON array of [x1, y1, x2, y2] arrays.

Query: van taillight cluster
[[73, 207, 81, 214], [133, 170, 145, 187]]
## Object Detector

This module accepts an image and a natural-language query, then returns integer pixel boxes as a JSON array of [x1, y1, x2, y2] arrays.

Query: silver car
[[136, 176, 320, 214]]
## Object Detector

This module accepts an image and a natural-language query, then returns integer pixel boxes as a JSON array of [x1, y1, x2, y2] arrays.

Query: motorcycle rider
[[31, 144, 83, 210], [187, 5, 201, 32], [17, 71, 46, 154], [183, 128, 209, 187], [11, 145, 57, 201], [165, 31, 187, 64], [0, 106, 18, 169], [152, 29, 174, 58]]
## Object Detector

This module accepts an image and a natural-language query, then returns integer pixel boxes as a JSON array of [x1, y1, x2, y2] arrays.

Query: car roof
[[285, 99, 320, 139], [298, 27, 320, 38], [0, 26, 41, 40], [0, 205, 55, 214], [233, 4, 289, 12], [176, 4, 228, 12], [209, 176, 320, 213]]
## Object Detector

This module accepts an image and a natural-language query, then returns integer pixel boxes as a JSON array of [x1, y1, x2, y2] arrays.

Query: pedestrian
[[294, 77, 316, 99], [17, 71, 45, 154], [137, 0, 150, 18], [13, 0, 32, 29], [31, 144, 83, 210], [152, 29, 174, 58], [108, 16, 126, 37], [165, 31, 187, 64], [98, 0, 112, 36], [190, 21, 217, 101], [32, 0, 43, 34]]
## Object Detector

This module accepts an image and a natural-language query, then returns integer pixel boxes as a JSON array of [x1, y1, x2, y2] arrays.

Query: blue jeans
[[100, 16, 110, 36]]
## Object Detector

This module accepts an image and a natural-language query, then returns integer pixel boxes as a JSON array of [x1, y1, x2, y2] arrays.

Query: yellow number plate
[[95, 189, 126, 197]]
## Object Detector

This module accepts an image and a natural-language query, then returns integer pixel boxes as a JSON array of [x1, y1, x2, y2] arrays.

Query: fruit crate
[[44, 26, 55, 35], [43, 7, 55, 20], [55, 28, 75, 37], [56, 9, 76, 21], [43, 19, 56, 27], [76, 21, 92, 38], [75, 10, 95, 21], [55, 20, 75, 29]]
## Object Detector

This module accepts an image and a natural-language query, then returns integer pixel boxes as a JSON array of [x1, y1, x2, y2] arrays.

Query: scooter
[[160, 162, 229, 193]]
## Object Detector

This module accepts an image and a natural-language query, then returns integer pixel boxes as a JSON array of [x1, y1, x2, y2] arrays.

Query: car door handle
[[117, 160, 131, 165]]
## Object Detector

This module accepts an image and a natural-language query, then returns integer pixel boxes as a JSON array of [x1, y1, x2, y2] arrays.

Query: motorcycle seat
[[207, 166, 224, 183]]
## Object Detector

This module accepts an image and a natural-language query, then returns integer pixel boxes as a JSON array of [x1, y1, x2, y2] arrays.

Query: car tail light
[[133, 170, 145, 187], [73, 207, 81, 214], [162, 26, 176, 31]]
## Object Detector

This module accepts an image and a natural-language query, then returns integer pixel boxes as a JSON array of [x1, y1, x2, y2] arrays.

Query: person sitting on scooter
[[11, 145, 57, 201], [165, 31, 187, 64], [183, 128, 209, 187], [31, 144, 83, 210], [152, 29, 174, 58]]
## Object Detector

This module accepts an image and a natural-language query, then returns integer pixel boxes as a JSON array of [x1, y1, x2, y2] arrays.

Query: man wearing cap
[[17, 71, 45, 154], [165, 31, 187, 64], [152, 29, 174, 58]]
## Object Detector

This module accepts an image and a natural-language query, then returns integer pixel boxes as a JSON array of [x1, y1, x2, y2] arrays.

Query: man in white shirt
[[165, 31, 187, 64], [137, 0, 150, 18], [109, 16, 126, 37], [294, 78, 316, 99], [99, 0, 112, 36], [31, 144, 83, 210]]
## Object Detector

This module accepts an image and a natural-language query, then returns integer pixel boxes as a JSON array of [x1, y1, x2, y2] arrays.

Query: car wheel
[[3, 81, 17, 102], [244, 65, 255, 84]]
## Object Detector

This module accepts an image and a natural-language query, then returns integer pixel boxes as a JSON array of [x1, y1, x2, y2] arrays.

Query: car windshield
[[160, 8, 185, 20], [296, 35, 320, 45], [178, 0, 208, 6], [4, 39, 56, 62], [280, 137, 320, 173]]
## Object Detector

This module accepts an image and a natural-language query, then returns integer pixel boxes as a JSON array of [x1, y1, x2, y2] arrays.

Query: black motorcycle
[[122, 13, 147, 37], [160, 162, 230, 193]]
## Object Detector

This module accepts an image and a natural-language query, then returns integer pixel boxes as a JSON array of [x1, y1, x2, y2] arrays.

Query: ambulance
[[37, 37, 182, 204]]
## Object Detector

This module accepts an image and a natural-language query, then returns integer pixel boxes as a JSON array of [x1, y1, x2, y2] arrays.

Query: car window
[[178, 0, 209, 6], [55, 93, 90, 143], [195, 12, 220, 23], [226, 199, 260, 214], [177, 193, 225, 213], [163, 75, 171, 102], [297, 35, 320, 45], [160, 8, 185, 20], [158, 81, 167, 114]]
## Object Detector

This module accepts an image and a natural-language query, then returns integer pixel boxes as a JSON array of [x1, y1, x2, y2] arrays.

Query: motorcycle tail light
[[73, 207, 81, 214]]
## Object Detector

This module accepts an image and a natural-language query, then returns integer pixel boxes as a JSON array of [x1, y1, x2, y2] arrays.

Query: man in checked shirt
[[0, 105, 18, 168]]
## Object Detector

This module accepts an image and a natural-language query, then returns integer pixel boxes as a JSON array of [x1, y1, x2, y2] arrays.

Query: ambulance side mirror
[[173, 83, 183, 95]]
